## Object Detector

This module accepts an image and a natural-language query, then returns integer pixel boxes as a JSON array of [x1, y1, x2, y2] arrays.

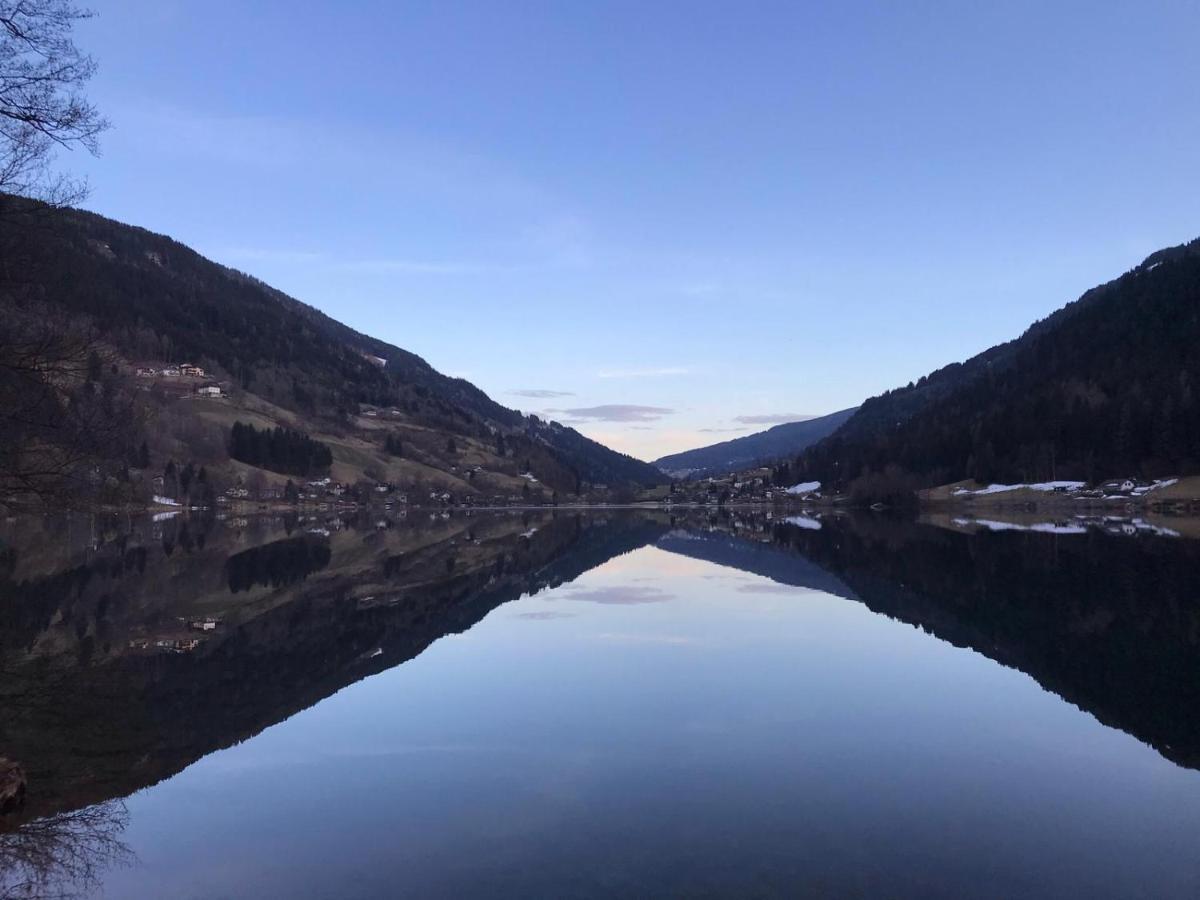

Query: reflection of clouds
[[509, 389, 575, 399], [546, 404, 674, 423], [597, 632, 698, 646], [733, 413, 814, 425], [513, 611, 577, 620], [564, 586, 673, 605], [737, 583, 805, 595]]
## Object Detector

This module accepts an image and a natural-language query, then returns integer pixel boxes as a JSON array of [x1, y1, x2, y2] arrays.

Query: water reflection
[[0, 801, 131, 899], [2, 508, 1200, 896], [0, 512, 671, 826]]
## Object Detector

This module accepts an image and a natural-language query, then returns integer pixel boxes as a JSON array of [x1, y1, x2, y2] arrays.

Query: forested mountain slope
[[653, 407, 856, 478], [789, 238, 1200, 492], [0, 201, 664, 501]]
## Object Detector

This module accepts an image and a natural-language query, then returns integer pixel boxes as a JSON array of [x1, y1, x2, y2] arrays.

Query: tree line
[[784, 244, 1200, 498], [228, 422, 332, 477]]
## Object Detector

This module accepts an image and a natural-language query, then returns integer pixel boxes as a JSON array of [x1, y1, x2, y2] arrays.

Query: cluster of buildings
[[129, 615, 223, 656], [359, 405, 406, 419], [134, 362, 206, 378], [132, 362, 224, 398], [653, 468, 796, 506], [218, 477, 410, 506]]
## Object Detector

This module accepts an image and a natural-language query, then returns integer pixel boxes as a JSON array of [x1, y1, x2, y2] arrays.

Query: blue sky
[[69, 1, 1200, 460]]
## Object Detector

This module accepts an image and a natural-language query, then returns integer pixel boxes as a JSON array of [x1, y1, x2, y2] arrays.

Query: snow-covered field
[[785, 481, 821, 495], [952, 481, 1086, 496], [952, 478, 1180, 500]]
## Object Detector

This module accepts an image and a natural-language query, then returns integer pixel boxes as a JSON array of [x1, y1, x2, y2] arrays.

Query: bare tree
[[0, 0, 107, 210], [0, 2, 117, 507], [0, 800, 132, 899], [0, 301, 140, 506]]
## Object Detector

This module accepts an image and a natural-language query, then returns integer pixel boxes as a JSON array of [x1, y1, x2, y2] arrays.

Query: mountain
[[789, 238, 1200, 496], [0, 200, 665, 502], [653, 408, 856, 479]]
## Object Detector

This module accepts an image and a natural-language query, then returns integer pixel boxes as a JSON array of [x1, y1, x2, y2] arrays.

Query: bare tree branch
[[0, 0, 107, 207], [0, 800, 133, 899]]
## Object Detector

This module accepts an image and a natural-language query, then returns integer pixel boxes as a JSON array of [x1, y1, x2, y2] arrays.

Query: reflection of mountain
[[656, 527, 854, 598], [5, 507, 1200, 836], [0, 511, 671, 826], [660, 514, 1200, 771]]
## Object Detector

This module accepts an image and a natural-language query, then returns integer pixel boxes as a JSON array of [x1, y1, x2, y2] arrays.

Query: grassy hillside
[[0, 201, 665, 503]]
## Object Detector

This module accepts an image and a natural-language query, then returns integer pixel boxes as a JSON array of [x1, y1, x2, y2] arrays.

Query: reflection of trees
[[225, 534, 332, 593], [0, 800, 132, 899]]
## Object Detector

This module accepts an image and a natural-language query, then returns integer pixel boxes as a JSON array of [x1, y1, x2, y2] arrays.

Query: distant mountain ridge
[[0, 199, 665, 495], [789, 237, 1200, 494], [654, 408, 856, 478]]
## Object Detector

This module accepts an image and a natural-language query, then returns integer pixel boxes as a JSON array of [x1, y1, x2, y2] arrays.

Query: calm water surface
[[2, 510, 1200, 897]]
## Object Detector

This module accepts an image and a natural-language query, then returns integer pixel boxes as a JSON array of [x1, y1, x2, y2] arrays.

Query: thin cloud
[[597, 366, 690, 379], [337, 258, 471, 274], [676, 283, 721, 298], [699, 426, 750, 433], [733, 413, 815, 425], [215, 247, 326, 265], [564, 585, 673, 605], [737, 583, 808, 595], [510, 389, 576, 399], [211, 246, 475, 274], [549, 404, 674, 423]]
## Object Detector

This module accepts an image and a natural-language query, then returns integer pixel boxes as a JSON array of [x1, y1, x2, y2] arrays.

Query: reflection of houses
[[197, 384, 222, 397], [1101, 479, 1139, 494], [146, 637, 201, 653], [135, 366, 157, 377]]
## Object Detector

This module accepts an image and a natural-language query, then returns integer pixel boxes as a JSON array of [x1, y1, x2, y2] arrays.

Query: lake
[[3, 508, 1200, 898]]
